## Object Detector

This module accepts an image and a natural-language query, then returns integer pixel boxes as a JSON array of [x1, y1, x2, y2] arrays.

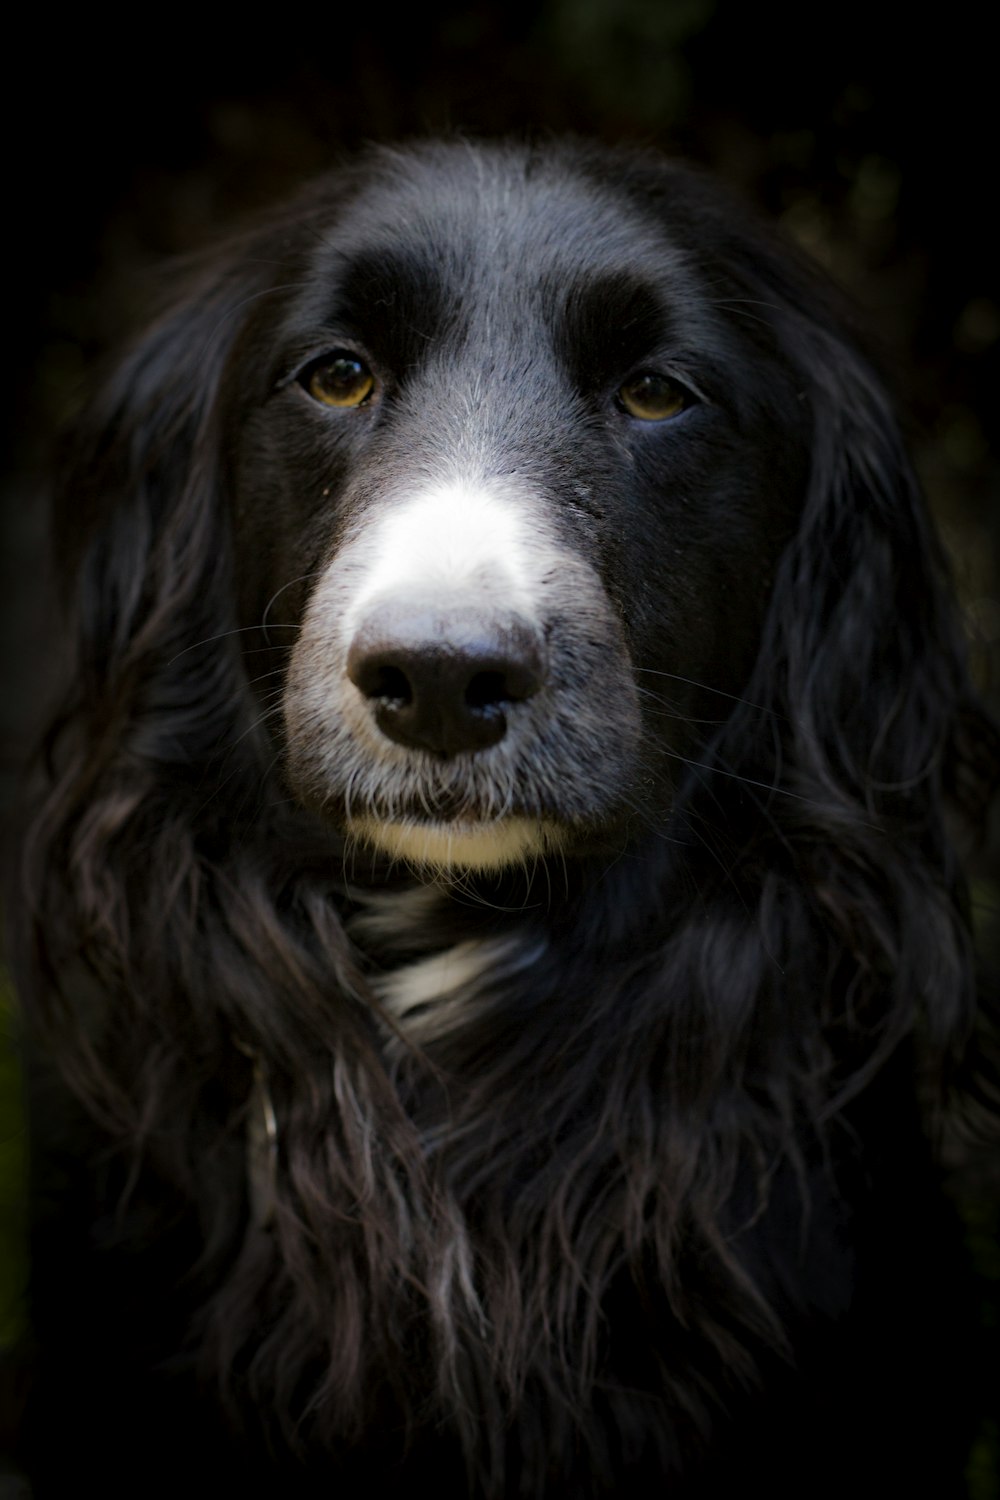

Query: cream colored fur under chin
[[347, 813, 560, 872]]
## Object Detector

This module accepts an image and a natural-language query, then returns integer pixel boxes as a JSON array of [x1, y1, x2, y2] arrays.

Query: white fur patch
[[373, 932, 548, 1040], [341, 482, 540, 636], [348, 883, 445, 948], [375, 941, 501, 1021]]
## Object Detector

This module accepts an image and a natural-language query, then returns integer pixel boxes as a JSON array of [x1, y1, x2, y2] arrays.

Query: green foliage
[[540, 0, 714, 126]]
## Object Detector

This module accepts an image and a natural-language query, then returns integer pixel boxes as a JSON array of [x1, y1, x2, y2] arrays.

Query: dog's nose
[[347, 607, 545, 757]]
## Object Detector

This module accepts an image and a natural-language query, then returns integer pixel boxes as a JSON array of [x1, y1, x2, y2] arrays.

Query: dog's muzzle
[[282, 482, 641, 869]]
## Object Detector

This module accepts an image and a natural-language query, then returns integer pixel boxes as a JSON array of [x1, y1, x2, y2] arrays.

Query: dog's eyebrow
[[336, 248, 439, 312], [554, 271, 671, 383], [308, 246, 451, 359]]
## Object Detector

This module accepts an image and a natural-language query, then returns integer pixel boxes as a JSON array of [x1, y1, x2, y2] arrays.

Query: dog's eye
[[617, 373, 692, 422], [303, 354, 376, 409]]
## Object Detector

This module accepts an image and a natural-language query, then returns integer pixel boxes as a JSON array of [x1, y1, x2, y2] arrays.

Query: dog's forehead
[[309, 145, 690, 301]]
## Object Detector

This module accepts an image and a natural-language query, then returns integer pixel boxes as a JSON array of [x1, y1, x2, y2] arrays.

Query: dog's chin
[[345, 813, 562, 872]]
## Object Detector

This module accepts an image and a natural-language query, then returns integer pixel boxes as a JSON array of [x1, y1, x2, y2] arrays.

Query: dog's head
[[51, 139, 983, 885], [238, 143, 821, 869]]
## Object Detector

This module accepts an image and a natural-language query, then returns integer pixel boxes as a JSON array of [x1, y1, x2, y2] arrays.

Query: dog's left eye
[[301, 354, 376, 409], [617, 373, 693, 422]]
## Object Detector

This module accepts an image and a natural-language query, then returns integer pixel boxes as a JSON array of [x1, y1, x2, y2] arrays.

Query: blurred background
[[1, 0, 997, 1490]]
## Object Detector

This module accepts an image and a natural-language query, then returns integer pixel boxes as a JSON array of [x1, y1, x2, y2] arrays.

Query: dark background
[[1, 1, 998, 1491]]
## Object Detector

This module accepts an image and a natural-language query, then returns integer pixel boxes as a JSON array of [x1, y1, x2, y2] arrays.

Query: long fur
[[14, 138, 997, 1497]]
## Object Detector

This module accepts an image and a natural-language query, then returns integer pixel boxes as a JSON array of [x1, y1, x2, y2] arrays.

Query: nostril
[[465, 670, 507, 711], [350, 657, 412, 705], [465, 657, 542, 710]]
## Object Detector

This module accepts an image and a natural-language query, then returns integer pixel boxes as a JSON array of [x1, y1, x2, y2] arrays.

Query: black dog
[[15, 138, 996, 1497]]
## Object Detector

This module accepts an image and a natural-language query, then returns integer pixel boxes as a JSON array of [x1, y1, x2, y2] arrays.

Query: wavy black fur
[[14, 139, 998, 1498]]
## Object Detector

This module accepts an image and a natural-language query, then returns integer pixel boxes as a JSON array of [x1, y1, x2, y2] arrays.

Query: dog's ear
[[783, 313, 993, 845], [715, 233, 998, 1069], [54, 251, 268, 722], [22, 235, 292, 1071], [771, 323, 976, 817]]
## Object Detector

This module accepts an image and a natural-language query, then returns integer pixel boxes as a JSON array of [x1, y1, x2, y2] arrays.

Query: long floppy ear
[[53, 253, 264, 758], [21, 256, 240, 1090], [709, 221, 997, 1078], [19, 227, 337, 1116]]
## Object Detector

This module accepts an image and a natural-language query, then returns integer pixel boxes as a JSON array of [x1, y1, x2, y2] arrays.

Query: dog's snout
[[347, 607, 545, 758]]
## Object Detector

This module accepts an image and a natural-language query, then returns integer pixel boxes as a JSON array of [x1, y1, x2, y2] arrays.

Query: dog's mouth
[[344, 812, 562, 871]]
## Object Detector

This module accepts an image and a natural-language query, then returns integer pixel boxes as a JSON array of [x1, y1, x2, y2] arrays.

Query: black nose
[[347, 606, 545, 757]]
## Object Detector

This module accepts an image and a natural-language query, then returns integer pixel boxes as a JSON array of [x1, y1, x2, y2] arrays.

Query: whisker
[[262, 573, 324, 642], [165, 623, 297, 667], [635, 667, 782, 716]]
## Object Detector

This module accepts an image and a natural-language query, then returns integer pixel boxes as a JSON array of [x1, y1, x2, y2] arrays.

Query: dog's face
[[221, 143, 812, 870]]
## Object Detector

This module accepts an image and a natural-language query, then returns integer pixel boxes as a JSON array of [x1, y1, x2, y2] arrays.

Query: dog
[[14, 138, 997, 1497]]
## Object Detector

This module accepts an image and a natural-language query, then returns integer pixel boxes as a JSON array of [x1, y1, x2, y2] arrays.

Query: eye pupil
[[306, 355, 375, 408], [618, 373, 690, 422]]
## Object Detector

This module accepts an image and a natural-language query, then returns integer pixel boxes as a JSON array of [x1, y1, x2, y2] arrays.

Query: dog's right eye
[[300, 354, 376, 409], [617, 372, 694, 422]]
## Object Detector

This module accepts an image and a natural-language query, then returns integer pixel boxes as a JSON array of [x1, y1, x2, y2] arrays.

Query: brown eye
[[304, 354, 375, 408], [617, 372, 692, 422]]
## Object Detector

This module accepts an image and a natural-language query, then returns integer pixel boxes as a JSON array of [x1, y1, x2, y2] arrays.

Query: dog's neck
[[348, 880, 548, 1046]]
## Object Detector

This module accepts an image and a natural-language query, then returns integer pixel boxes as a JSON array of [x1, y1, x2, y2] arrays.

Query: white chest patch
[[371, 931, 548, 1047]]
